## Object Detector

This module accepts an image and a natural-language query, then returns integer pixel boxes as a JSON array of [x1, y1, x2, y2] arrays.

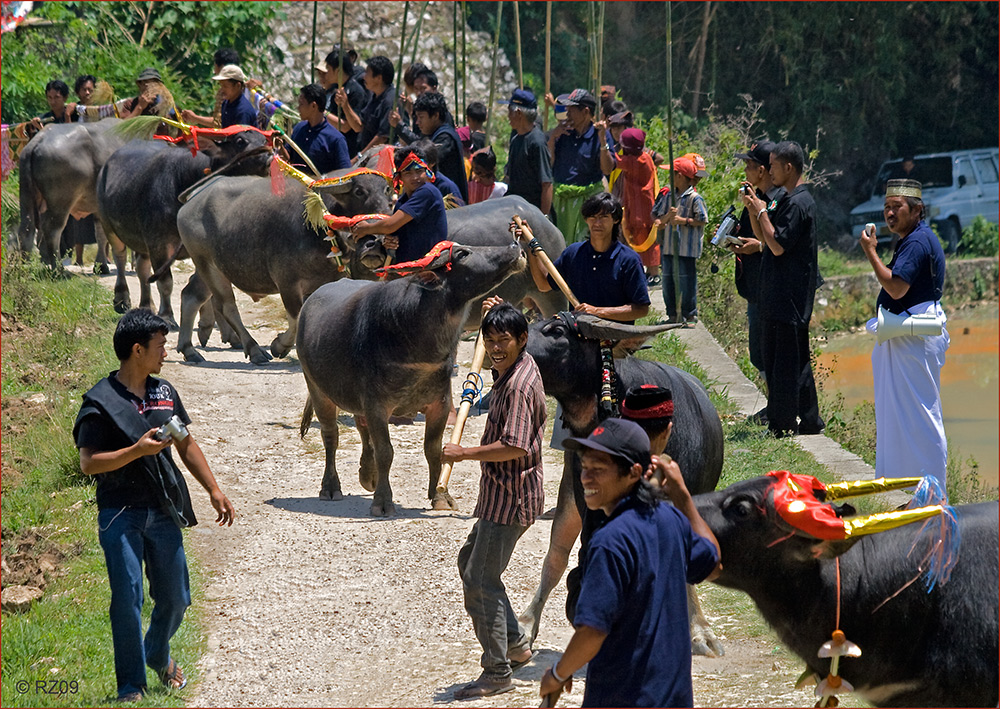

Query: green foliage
[[1, 1, 285, 123], [959, 216, 999, 257]]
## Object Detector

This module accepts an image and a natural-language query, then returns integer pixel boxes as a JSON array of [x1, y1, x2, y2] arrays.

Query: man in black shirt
[[322, 47, 369, 159], [413, 91, 469, 203], [728, 140, 785, 422], [74, 309, 235, 701], [502, 88, 553, 214], [357, 55, 396, 156], [740, 141, 824, 437]]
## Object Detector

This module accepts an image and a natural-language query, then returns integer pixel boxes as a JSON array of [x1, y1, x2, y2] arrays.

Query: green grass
[[1, 247, 208, 707]]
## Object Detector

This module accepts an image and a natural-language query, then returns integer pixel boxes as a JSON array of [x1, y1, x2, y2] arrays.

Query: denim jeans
[[457, 519, 531, 678], [98, 506, 191, 698], [661, 254, 698, 321]]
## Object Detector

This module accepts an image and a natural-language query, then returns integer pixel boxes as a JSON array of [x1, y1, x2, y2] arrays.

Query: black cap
[[557, 88, 598, 110], [136, 67, 162, 83], [734, 140, 776, 167], [564, 418, 651, 469]]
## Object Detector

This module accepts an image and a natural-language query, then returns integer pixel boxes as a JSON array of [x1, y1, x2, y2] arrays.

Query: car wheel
[[937, 218, 960, 254]]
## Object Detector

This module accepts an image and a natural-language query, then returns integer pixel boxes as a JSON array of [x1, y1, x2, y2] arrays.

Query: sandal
[[509, 649, 537, 671], [158, 658, 187, 690]]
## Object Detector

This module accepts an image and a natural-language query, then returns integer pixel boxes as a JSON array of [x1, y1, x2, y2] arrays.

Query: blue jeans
[[98, 506, 191, 698], [458, 519, 531, 678], [661, 254, 698, 321]]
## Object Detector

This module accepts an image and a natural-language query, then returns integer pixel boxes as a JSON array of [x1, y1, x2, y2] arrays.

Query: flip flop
[[509, 649, 537, 671], [158, 658, 187, 690]]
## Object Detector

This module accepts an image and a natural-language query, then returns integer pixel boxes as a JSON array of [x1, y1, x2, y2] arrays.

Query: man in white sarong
[[860, 178, 949, 487]]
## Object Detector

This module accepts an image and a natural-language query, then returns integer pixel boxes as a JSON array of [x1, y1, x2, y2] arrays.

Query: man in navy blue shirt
[[212, 64, 257, 128], [351, 145, 448, 264], [539, 418, 720, 707], [288, 83, 350, 175], [548, 89, 616, 243]]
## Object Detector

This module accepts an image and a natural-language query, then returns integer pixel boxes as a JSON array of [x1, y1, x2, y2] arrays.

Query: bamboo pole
[[310, 1, 318, 83], [544, 1, 551, 131], [408, 1, 431, 72], [388, 0, 411, 146], [666, 1, 681, 321], [597, 1, 606, 105], [462, 0, 468, 118], [512, 215, 580, 307], [513, 1, 524, 89], [434, 332, 488, 504], [483, 1, 504, 143], [337, 1, 346, 124], [453, 2, 460, 114]]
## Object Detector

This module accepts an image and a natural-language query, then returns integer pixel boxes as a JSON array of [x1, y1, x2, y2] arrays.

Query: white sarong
[[866, 300, 949, 486]]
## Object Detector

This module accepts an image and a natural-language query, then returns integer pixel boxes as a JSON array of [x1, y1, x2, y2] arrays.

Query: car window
[[874, 156, 951, 194], [974, 156, 998, 184], [957, 158, 978, 186]]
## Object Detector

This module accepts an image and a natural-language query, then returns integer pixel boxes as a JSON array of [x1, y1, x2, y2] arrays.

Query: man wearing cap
[[207, 64, 256, 128], [741, 140, 824, 437], [287, 83, 350, 175], [120, 68, 172, 120], [548, 88, 616, 244], [859, 178, 949, 486], [539, 418, 720, 708], [727, 140, 786, 423], [655, 156, 708, 326], [502, 88, 553, 214]]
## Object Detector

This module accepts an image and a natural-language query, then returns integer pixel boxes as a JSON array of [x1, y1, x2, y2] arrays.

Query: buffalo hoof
[[517, 611, 541, 647], [358, 467, 377, 493], [113, 299, 131, 315], [319, 489, 343, 501], [691, 628, 725, 658], [370, 500, 396, 517], [160, 314, 179, 331], [95, 263, 111, 275], [180, 348, 206, 364], [270, 337, 293, 359], [431, 491, 457, 511], [197, 325, 213, 347], [248, 347, 272, 366]]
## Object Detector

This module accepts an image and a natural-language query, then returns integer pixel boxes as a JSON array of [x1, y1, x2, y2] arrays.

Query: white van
[[850, 147, 999, 252]]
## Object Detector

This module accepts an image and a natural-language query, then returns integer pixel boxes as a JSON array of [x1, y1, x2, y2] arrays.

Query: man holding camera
[[74, 309, 236, 702], [727, 140, 785, 423], [740, 141, 824, 437]]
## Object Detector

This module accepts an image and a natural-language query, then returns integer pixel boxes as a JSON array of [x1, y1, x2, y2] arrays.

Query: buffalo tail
[[299, 395, 314, 439]]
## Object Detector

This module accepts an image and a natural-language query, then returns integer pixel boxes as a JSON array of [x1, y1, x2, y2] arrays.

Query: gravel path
[[92, 263, 830, 708]]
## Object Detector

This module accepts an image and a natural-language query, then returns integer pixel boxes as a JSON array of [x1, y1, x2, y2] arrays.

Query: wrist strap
[[551, 663, 569, 684]]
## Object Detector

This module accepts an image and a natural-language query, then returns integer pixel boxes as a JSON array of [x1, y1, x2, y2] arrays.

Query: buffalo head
[[201, 128, 274, 177]]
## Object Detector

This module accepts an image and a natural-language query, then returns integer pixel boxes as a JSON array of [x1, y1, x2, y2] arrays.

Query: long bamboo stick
[[513, 1, 524, 89], [666, 2, 681, 319], [483, 1, 504, 143], [544, 1, 551, 131], [337, 1, 346, 124], [462, 0, 468, 118], [512, 215, 580, 307], [453, 2, 460, 113], [310, 1, 318, 83], [388, 0, 411, 146]]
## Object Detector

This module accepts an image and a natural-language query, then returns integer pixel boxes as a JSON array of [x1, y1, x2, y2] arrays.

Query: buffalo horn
[[573, 313, 684, 342]]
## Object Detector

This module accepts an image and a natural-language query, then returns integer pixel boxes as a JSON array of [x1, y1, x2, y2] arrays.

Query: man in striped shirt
[[443, 299, 547, 699]]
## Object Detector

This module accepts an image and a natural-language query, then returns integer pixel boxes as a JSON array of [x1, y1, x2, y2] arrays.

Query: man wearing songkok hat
[[539, 417, 720, 708], [740, 140, 824, 438], [859, 178, 949, 487]]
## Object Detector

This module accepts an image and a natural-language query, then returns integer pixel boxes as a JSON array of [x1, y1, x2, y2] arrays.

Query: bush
[[959, 216, 999, 257]]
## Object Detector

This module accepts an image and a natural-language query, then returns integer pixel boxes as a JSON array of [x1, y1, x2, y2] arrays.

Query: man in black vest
[[413, 91, 469, 203], [74, 309, 235, 701]]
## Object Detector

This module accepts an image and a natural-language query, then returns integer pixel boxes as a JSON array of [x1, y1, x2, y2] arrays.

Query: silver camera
[[711, 206, 741, 248], [155, 415, 189, 442]]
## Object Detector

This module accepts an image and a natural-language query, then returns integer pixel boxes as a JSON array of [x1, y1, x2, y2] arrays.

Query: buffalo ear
[[414, 271, 443, 289], [810, 536, 863, 560]]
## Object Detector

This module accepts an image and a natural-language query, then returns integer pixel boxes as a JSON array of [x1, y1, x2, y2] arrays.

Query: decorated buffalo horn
[[842, 504, 944, 537], [822, 477, 925, 501], [573, 313, 684, 342]]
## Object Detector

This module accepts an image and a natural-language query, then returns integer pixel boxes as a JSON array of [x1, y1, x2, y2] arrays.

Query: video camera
[[710, 206, 742, 248]]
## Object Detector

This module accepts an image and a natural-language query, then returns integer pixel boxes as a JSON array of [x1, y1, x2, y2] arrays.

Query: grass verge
[[1, 248, 206, 707]]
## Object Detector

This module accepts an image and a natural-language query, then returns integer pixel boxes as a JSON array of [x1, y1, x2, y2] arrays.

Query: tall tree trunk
[[690, 1, 715, 117]]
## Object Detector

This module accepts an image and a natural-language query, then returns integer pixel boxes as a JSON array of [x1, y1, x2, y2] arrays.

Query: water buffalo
[[174, 167, 392, 365], [518, 313, 726, 655], [296, 241, 526, 517], [351, 195, 568, 326], [14, 118, 123, 270], [97, 130, 273, 324], [695, 475, 998, 707]]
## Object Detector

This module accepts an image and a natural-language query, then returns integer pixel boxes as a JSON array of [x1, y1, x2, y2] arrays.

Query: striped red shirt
[[473, 350, 547, 526]]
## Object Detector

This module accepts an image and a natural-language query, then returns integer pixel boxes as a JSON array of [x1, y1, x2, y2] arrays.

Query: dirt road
[[94, 263, 823, 708]]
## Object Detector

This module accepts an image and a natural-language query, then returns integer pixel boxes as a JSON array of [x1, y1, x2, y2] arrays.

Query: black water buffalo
[[174, 167, 391, 365], [15, 118, 123, 269], [696, 476, 999, 707], [351, 195, 568, 326], [97, 130, 273, 324], [518, 313, 726, 655], [296, 241, 526, 517]]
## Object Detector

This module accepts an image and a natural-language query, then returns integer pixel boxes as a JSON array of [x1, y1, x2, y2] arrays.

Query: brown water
[[818, 306, 999, 486]]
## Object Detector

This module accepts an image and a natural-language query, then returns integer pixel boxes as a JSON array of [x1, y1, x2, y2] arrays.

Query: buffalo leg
[[687, 585, 724, 657], [307, 385, 343, 501], [177, 271, 213, 362], [105, 229, 132, 313], [357, 421, 377, 492], [206, 294, 240, 347], [37, 206, 70, 269], [365, 415, 395, 517], [270, 291, 301, 359], [148, 246, 177, 328], [518, 452, 581, 644], [93, 221, 111, 275], [423, 392, 456, 510], [197, 297, 216, 347], [193, 260, 271, 365], [133, 253, 155, 313]]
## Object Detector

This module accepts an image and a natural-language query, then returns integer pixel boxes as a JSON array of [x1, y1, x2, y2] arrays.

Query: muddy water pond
[[817, 305, 999, 486]]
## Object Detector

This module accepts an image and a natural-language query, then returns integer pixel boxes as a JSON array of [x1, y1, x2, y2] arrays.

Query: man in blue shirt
[[212, 64, 257, 128], [539, 418, 720, 707], [351, 145, 448, 264], [548, 89, 616, 243], [288, 83, 350, 175]]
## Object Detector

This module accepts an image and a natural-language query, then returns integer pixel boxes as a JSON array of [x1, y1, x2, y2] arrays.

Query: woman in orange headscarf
[[610, 128, 660, 285]]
